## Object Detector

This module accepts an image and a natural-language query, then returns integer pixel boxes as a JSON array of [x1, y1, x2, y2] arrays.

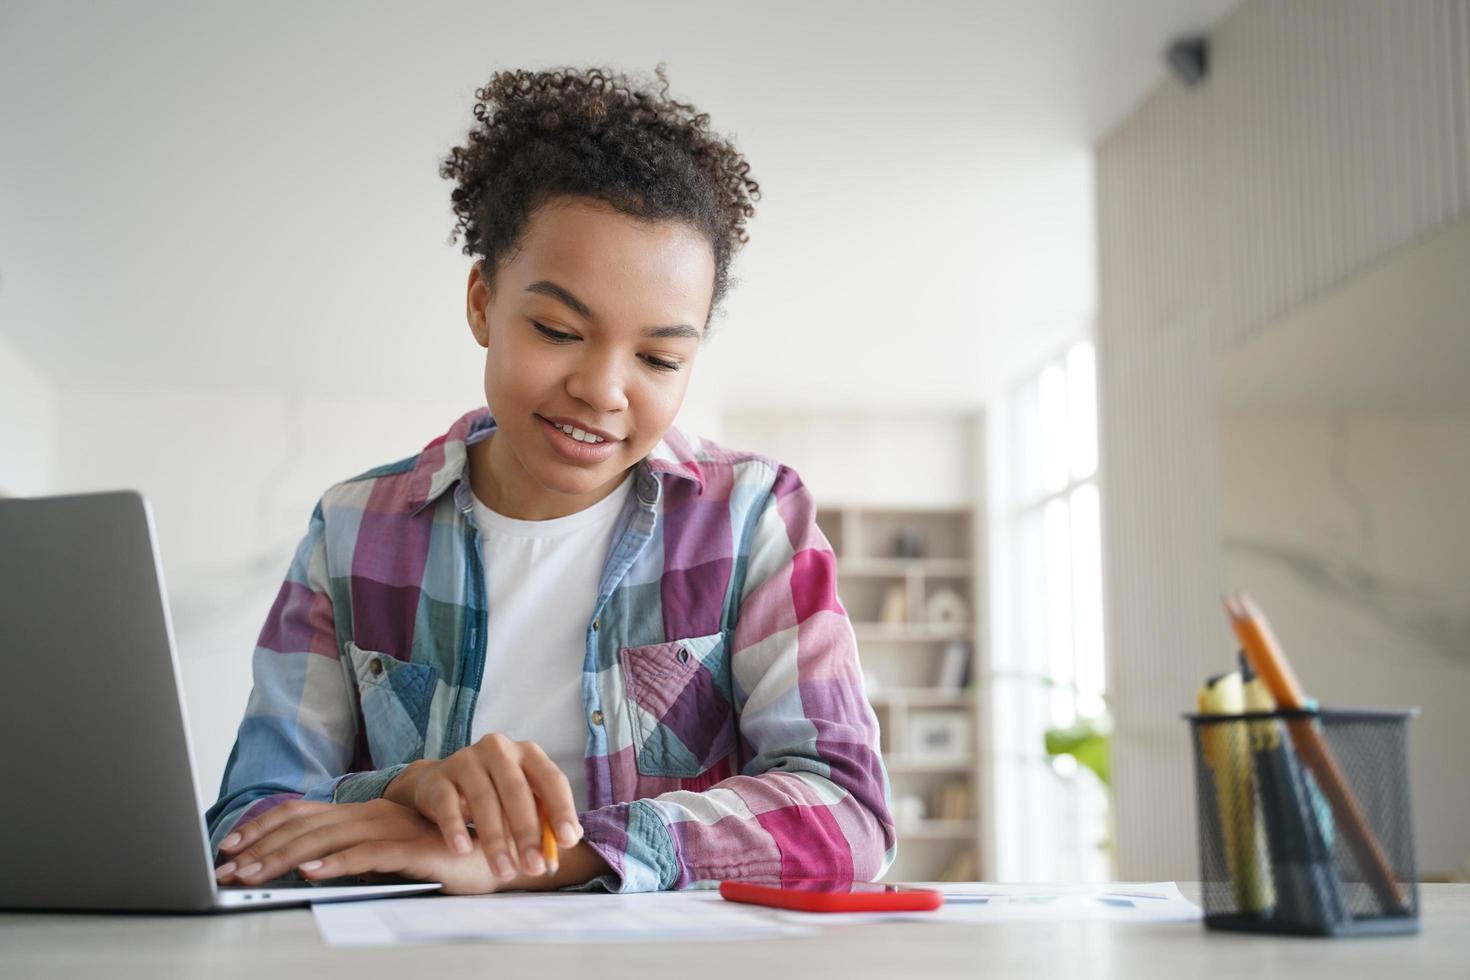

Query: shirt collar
[[406, 407, 707, 515]]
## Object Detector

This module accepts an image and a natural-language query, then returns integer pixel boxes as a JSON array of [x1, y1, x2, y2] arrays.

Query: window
[[989, 339, 1108, 881]]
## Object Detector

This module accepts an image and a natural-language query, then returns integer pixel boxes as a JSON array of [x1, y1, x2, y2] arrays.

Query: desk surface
[[4, 884, 1467, 980]]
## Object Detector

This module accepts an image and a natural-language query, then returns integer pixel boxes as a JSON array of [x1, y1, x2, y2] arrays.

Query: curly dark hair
[[439, 64, 761, 335]]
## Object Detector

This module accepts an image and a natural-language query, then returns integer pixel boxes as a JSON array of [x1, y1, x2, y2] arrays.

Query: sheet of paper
[[774, 881, 1203, 926], [312, 890, 815, 946]]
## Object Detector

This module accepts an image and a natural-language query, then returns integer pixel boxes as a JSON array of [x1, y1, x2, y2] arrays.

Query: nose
[[564, 347, 630, 415]]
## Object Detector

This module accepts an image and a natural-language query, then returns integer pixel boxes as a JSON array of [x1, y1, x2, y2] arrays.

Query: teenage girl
[[206, 65, 896, 894]]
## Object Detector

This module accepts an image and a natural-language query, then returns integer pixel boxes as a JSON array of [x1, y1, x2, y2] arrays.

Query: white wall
[[1096, 0, 1470, 879], [0, 0, 1101, 402], [721, 411, 984, 507], [1220, 412, 1470, 876], [50, 387, 475, 798], [0, 330, 55, 497]]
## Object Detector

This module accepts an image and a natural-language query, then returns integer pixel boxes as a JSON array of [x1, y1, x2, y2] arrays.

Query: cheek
[[482, 338, 543, 401], [629, 373, 691, 432]]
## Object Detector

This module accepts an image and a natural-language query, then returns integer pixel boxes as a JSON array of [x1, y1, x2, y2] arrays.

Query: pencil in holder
[[1183, 707, 1420, 937]]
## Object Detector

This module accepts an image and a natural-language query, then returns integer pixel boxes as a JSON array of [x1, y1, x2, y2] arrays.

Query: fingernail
[[238, 862, 263, 879], [453, 834, 472, 855], [222, 833, 242, 850], [558, 822, 580, 846], [495, 854, 516, 878], [523, 848, 546, 876], [299, 860, 323, 872], [214, 862, 236, 879]]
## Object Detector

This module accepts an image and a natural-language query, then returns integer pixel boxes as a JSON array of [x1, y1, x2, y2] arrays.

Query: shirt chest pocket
[[346, 641, 439, 769], [618, 630, 737, 779]]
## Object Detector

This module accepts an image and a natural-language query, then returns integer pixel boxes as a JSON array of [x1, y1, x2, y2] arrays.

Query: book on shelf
[[935, 639, 972, 690], [930, 778, 972, 822], [937, 847, 978, 882], [879, 582, 908, 624]]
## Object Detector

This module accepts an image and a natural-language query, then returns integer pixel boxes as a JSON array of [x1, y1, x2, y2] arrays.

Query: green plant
[[1043, 715, 1112, 788]]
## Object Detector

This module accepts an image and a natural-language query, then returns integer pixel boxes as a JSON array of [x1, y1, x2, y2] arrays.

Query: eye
[[534, 320, 681, 372], [533, 321, 577, 343]]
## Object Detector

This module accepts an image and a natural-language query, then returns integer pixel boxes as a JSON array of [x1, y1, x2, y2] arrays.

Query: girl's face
[[466, 196, 715, 521]]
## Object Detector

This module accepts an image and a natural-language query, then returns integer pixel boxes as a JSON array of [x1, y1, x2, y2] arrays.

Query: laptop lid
[[0, 491, 224, 910]]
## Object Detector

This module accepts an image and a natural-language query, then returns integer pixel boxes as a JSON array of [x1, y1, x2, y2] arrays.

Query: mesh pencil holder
[[1183, 707, 1420, 937]]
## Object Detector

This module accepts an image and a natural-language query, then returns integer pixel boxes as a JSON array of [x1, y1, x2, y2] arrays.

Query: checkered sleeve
[[203, 500, 400, 857], [578, 464, 897, 891]]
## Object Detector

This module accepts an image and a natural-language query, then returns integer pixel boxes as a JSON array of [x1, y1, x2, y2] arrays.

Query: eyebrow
[[523, 280, 701, 339]]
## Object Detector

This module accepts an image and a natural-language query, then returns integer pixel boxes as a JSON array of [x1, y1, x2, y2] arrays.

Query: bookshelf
[[816, 503, 985, 882]]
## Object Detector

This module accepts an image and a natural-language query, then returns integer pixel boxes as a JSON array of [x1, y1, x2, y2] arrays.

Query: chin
[[531, 452, 621, 489]]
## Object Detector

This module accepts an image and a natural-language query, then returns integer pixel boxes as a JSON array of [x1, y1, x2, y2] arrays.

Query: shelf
[[896, 819, 978, 840], [817, 502, 973, 514], [837, 557, 973, 578], [868, 687, 976, 708], [812, 495, 984, 879], [884, 754, 975, 773], [853, 622, 973, 642]]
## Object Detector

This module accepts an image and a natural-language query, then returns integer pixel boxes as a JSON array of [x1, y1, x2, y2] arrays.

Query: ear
[[466, 260, 493, 348]]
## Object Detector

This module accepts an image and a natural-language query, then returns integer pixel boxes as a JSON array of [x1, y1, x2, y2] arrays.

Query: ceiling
[[1222, 214, 1470, 415], [0, 0, 1241, 401]]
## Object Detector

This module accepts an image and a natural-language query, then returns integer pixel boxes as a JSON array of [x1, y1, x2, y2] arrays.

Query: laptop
[[0, 490, 441, 912]]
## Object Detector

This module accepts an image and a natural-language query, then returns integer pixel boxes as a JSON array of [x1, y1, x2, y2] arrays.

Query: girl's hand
[[215, 798, 495, 894], [382, 734, 583, 879], [302, 833, 615, 896]]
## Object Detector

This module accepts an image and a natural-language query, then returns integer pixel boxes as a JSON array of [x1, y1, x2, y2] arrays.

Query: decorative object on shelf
[[925, 586, 969, 626], [879, 582, 908, 624], [892, 529, 925, 558], [935, 640, 972, 690], [893, 794, 927, 830], [937, 848, 978, 882], [908, 709, 972, 759], [930, 779, 972, 821]]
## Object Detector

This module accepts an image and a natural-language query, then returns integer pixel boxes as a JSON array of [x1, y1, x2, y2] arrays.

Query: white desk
[[4, 884, 1467, 979]]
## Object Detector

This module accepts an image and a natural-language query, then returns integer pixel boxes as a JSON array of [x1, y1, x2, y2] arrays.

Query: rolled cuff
[[330, 764, 411, 804], [569, 800, 680, 893]]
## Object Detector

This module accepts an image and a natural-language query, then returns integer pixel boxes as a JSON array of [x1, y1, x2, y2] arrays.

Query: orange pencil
[[1223, 593, 1406, 914], [537, 799, 558, 872]]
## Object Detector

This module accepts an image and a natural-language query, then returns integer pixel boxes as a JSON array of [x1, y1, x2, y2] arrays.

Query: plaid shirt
[[205, 407, 896, 891]]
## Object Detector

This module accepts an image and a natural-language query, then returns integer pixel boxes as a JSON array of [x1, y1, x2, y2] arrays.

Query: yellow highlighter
[[1197, 670, 1273, 914]]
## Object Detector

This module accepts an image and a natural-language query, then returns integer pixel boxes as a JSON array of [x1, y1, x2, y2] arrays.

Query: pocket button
[[369, 657, 384, 676], [676, 647, 690, 664], [590, 709, 605, 726]]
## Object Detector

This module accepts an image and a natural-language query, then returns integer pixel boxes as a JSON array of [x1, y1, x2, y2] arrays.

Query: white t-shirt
[[467, 470, 635, 812]]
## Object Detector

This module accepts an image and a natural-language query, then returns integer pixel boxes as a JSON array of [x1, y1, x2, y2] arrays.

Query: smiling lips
[[537, 414, 623, 463], [539, 415, 620, 444]]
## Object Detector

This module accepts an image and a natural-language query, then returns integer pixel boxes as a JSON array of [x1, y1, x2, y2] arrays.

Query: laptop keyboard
[[221, 874, 374, 890]]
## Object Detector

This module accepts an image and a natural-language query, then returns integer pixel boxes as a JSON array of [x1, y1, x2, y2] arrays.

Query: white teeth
[[553, 421, 605, 444]]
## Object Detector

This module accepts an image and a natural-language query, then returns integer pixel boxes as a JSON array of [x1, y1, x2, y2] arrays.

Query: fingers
[[520, 748, 582, 849], [228, 807, 344, 880], [458, 765, 516, 880], [297, 840, 409, 883], [480, 740, 549, 876], [230, 816, 381, 885], [218, 799, 331, 857], [297, 829, 503, 896], [415, 759, 516, 880], [424, 779, 473, 857]]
